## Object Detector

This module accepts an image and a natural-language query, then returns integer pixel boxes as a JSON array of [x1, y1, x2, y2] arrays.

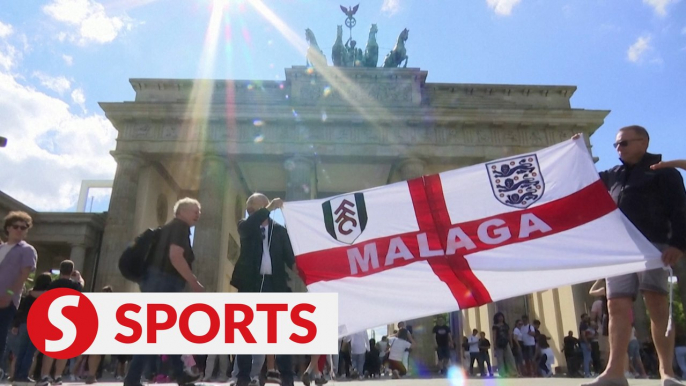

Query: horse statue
[[363, 24, 379, 67], [332, 25, 345, 67], [383, 28, 409, 68], [305, 28, 327, 68]]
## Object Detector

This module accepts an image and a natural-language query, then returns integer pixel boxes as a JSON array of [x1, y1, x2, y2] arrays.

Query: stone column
[[284, 156, 316, 292], [69, 244, 87, 272], [284, 156, 316, 201], [397, 158, 438, 372], [192, 155, 227, 293], [96, 154, 144, 292]]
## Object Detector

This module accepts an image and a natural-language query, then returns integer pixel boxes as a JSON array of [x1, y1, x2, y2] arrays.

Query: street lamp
[[0, 136, 6, 147]]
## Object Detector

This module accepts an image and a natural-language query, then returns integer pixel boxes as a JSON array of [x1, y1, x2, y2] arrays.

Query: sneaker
[[314, 376, 328, 385], [391, 370, 399, 379], [176, 372, 201, 386], [115, 376, 123, 381], [580, 376, 629, 386], [265, 370, 280, 384], [51, 378, 62, 386], [35, 377, 51, 386], [301, 372, 311, 386], [227, 378, 238, 386], [248, 377, 260, 386], [663, 377, 685, 386], [85, 375, 97, 385]]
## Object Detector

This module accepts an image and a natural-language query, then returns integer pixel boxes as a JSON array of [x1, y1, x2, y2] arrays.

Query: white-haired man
[[230, 193, 294, 386], [124, 198, 204, 386]]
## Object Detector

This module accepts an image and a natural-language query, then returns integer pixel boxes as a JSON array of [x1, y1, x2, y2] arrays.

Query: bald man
[[230, 193, 295, 386]]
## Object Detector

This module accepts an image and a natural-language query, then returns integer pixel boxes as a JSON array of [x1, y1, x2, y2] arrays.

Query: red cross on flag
[[282, 137, 663, 337]]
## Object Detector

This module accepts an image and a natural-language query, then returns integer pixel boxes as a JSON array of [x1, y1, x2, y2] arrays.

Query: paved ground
[[3, 379, 664, 386]]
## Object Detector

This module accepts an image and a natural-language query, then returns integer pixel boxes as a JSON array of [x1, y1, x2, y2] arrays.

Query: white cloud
[[0, 21, 13, 38], [0, 43, 18, 71], [62, 54, 73, 65], [43, 0, 134, 45], [71, 88, 86, 111], [486, 0, 522, 15], [0, 72, 117, 211], [33, 71, 72, 94], [643, 0, 677, 16], [627, 35, 652, 63], [381, 0, 400, 16]]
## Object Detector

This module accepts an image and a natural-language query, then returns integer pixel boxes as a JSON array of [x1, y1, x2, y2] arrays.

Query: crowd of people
[[1, 125, 685, 386]]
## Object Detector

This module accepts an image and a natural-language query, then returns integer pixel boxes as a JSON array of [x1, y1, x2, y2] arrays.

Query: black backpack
[[119, 228, 161, 283]]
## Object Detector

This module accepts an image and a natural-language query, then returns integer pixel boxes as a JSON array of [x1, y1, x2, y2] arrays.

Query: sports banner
[[282, 137, 663, 337]]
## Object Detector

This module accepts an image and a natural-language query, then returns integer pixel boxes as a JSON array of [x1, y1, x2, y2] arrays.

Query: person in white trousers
[[203, 355, 229, 382]]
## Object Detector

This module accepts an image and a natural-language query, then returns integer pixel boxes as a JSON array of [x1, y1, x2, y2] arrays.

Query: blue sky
[[0, 0, 684, 212]]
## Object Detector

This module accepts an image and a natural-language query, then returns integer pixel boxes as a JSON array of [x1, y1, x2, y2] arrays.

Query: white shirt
[[0, 243, 15, 266], [388, 338, 411, 361], [347, 331, 370, 355], [260, 225, 272, 275], [521, 324, 536, 346], [468, 335, 480, 353], [540, 347, 555, 372], [630, 327, 637, 342], [513, 327, 523, 342]]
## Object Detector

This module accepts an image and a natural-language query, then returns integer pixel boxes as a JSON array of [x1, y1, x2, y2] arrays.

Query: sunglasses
[[11, 224, 28, 231], [613, 138, 643, 148]]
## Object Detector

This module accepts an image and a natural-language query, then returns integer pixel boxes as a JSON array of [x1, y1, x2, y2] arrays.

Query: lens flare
[[253, 134, 264, 143], [322, 86, 332, 97], [253, 119, 264, 127], [447, 365, 466, 386]]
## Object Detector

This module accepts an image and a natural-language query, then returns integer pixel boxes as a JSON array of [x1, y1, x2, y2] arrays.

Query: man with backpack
[[123, 198, 204, 386]]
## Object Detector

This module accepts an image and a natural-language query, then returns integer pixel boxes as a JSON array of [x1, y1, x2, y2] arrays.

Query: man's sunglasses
[[11, 224, 28, 231], [613, 138, 643, 148]]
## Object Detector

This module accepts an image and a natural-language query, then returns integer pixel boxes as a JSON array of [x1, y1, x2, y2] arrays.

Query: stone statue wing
[[352, 4, 359, 14], [340, 5, 349, 15]]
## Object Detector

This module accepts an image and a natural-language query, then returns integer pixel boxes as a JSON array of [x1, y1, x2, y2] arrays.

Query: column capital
[[201, 153, 228, 165], [396, 157, 426, 180], [283, 156, 314, 171], [111, 152, 146, 169]]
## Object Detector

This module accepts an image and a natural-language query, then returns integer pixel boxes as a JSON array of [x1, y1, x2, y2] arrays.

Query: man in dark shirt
[[575, 127, 686, 386], [563, 331, 580, 377], [432, 316, 453, 375], [36, 260, 84, 386], [478, 332, 493, 377], [230, 193, 294, 386], [124, 198, 204, 386], [579, 313, 592, 379]]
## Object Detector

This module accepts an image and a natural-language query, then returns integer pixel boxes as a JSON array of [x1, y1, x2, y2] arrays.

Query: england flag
[[282, 137, 663, 337]]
